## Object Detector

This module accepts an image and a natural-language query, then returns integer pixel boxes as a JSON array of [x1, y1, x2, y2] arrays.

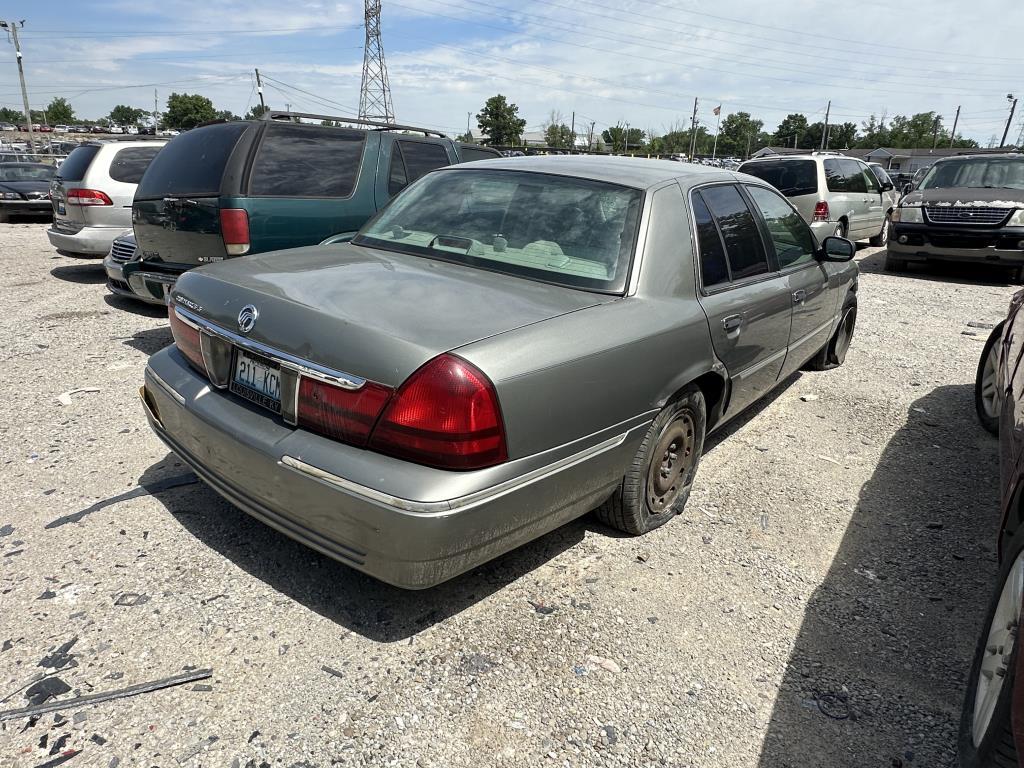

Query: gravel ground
[[0, 222, 1016, 767]]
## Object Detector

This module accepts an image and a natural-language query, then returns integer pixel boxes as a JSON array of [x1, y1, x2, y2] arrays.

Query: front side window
[[841, 159, 868, 193], [699, 184, 770, 281], [250, 124, 366, 197], [823, 159, 848, 192], [745, 185, 816, 270], [109, 146, 161, 184], [354, 169, 642, 293]]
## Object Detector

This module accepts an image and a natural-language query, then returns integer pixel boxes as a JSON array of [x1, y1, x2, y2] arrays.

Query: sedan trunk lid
[[171, 243, 614, 387]]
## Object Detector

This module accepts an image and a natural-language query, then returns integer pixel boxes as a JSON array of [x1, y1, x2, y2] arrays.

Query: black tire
[[833, 221, 846, 239], [807, 293, 857, 371], [884, 251, 907, 272], [869, 214, 891, 247], [958, 530, 1024, 768], [975, 322, 1004, 436], [596, 385, 706, 535]]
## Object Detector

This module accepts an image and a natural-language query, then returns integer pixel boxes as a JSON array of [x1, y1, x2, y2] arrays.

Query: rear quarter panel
[[457, 182, 718, 460]]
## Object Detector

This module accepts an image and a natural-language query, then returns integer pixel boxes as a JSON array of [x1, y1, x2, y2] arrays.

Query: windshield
[[353, 169, 643, 293], [919, 157, 1024, 190], [0, 164, 55, 182]]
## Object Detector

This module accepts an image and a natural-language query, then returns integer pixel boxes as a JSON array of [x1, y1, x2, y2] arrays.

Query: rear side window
[[823, 159, 848, 192], [108, 146, 162, 184], [739, 159, 817, 197], [459, 145, 500, 163], [250, 124, 366, 198], [57, 145, 100, 181], [841, 160, 868, 193], [691, 192, 729, 288], [699, 185, 770, 281], [136, 122, 248, 198]]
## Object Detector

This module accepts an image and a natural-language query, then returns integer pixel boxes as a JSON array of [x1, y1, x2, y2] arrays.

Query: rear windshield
[[354, 168, 643, 294], [458, 145, 501, 163], [135, 123, 247, 198], [249, 124, 365, 198], [56, 145, 100, 181], [0, 164, 55, 181], [739, 160, 817, 197], [919, 157, 1024, 191], [108, 146, 162, 184]]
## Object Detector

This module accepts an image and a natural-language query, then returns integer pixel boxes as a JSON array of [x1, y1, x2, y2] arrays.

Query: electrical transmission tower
[[358, 0, 394, 123]]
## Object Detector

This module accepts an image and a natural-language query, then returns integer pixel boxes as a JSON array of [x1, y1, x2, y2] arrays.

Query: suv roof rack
[[262, 111, 447, 138]]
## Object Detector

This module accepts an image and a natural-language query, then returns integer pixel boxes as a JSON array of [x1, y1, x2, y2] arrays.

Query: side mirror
[[819, 235, 855, 262], [881, 181, 894, 192]]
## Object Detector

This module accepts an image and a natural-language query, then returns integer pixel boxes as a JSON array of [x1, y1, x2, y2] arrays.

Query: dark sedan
[[141, 156, 859, 588], [0, 162, 54, 221]]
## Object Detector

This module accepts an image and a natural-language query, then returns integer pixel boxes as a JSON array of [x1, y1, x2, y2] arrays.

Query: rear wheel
[[975, 322, 1004, 435], [833, 222, 846, 239], [869, 214, 891, 247], [807, 294, 857, 371], [596, 386, 706, 535], [958, 531, 1024, 768]]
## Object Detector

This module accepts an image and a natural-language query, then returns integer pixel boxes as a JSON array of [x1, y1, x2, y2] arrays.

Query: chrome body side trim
[[146, 366, 185, 406], [173, 305, 367, 390], [281, 431, 629, 514]]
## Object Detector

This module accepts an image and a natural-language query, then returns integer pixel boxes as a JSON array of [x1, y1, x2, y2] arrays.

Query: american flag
[[712, 105, 721, 116]]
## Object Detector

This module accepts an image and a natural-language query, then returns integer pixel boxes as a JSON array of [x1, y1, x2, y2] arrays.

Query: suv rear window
[[249, 124, 366, 198], [108, 146, 162, 184], [739, 159, 816, 197], [135, 122, 248, 198], [57, 145, 100, 181]]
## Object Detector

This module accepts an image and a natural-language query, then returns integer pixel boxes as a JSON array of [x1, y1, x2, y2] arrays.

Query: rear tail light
[[168, 307, 208, 377], [220, 208, 250, 256], [297, 377, 393, 447], [368, 354, 507, 470], [812, 201, 830, 222], [66, 188, 112, 206]]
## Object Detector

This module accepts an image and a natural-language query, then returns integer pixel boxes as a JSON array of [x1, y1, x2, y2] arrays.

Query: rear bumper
[[104, 253, 165, 305], [889, 223, 1024, 264], [141, 348, 646, 589], [47, 224, 122, 256]]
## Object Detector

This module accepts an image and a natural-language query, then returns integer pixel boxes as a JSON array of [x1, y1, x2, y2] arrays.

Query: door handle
[[792, 289, 806, 304], [722, 314, 742, 332]]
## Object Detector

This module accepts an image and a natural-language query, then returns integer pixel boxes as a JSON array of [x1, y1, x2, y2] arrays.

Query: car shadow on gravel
[[137, 456, 585, 642], [103, 293, 167, 319], [49, 263, 106, 284], [757, 384, 1000, 767], [858, 250, 1015, 286], [120, 327, 172, 355]]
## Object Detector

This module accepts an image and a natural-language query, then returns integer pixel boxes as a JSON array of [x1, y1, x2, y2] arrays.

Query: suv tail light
[[66, 188, 112, 206], [220, 208, 250, 256], [368, 354, 507, 470], [168, 307, 208, 377], [812, 201, 830, 222], [297, 377, 393, 447]]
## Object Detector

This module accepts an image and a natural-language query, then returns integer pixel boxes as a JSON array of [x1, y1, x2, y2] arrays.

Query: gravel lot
[[0, 221, 1015, 767]]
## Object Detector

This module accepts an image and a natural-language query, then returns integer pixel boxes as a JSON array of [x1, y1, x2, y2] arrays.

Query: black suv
[[121, 112, 500, 303]]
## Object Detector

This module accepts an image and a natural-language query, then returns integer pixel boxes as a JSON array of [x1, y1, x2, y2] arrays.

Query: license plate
[[230, 349, 281, 413], [57, 202, 65, 215]]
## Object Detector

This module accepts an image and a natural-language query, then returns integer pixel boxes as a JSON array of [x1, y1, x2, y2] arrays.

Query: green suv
[[122, 112, 499, 303]]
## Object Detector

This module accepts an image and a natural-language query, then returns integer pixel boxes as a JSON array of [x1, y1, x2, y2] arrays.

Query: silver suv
[[739, 153, 896, 246], [46, 139, 165, 257]]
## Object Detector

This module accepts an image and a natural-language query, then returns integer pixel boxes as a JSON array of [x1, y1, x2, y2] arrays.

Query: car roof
[[442, 154, 736, 189], [931, 152, 1023, 164]]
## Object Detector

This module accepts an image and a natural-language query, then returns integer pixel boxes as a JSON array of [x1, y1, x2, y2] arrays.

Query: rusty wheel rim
[[647, 413, 695, 514]]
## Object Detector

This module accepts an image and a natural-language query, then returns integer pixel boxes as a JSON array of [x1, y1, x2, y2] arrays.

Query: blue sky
[[0, 0, 1021, 145]]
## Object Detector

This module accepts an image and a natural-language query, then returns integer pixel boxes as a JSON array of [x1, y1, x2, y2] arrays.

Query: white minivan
[[46, 139, 165, 257]]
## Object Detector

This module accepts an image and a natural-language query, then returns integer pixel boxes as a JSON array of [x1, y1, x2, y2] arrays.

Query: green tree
[[601, 125, 645, 153], [164, 92, 217, 131], [772, 113, 809, 148], [215, 109, 240, 122], [856, 114, 890, 148], [456, 131, 474, 143], [0, 106, 24, 123], [475, 94, 526, 146], [245, 104, 270, 120], [545, 123, 574, 148], [716, 112, 764, 157], [109, 104, 146, 126], [45, 97, 74, 124]]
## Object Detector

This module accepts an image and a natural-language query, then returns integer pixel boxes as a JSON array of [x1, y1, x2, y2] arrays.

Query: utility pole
[[588, 120, 595, 152], [931, 114, 941, 149], [688, 97, 698, 161], [624, 121, 630, 154], [1, 21, 35, 154], [255, 68, 266, 113], [1001, 94, 1018, 148], [745, 133, 752, 159], [465, 111, 471, 141], [793, 133, 798, 149], [570, 111, 575, 151], [949, 105, 960, 148], [820, 100, 831, 151], [358, 0, 395, 123], [153, 89, 158, 131]]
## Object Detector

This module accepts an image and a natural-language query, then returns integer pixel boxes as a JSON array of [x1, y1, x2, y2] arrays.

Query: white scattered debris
[[586, 655, 621, 674], [56, 387, 101, 406], [800, 394, 819, 402]]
